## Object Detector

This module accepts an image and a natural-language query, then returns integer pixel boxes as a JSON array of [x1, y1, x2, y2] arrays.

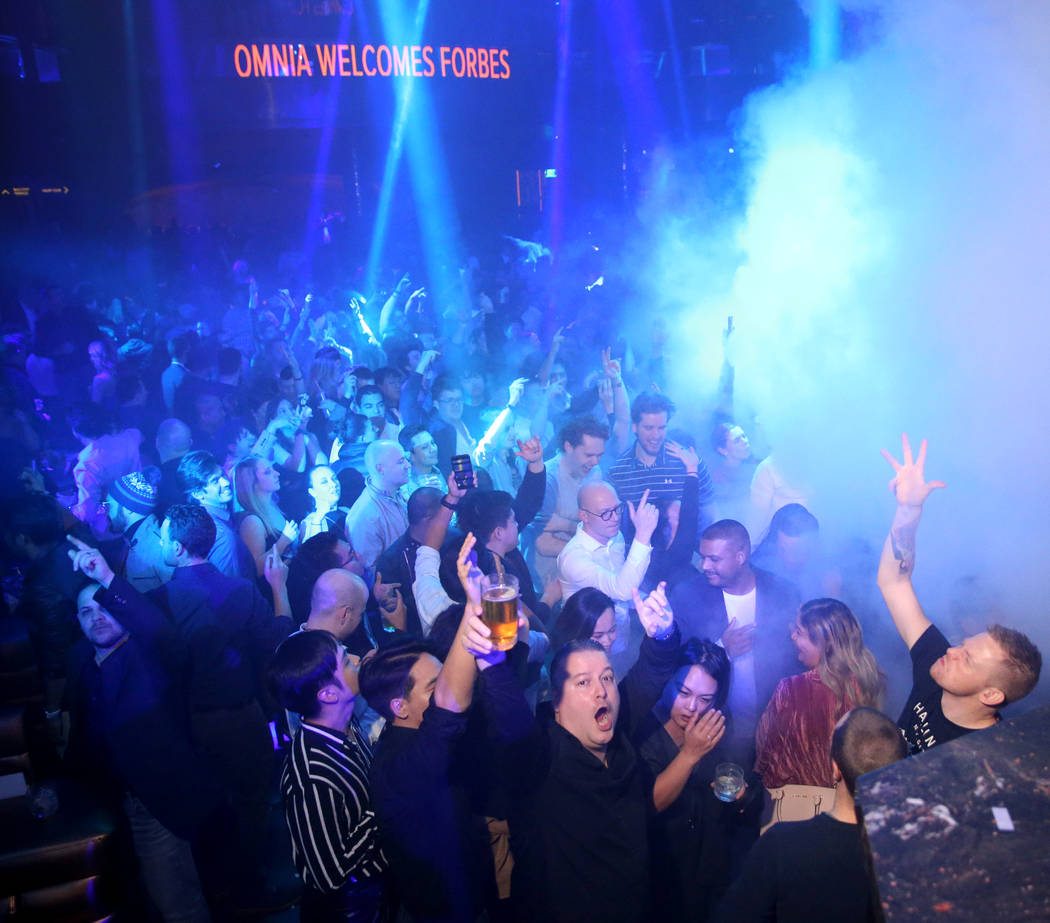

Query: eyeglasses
[[438, 396, 463, 406], [580, 502, 624, 522]]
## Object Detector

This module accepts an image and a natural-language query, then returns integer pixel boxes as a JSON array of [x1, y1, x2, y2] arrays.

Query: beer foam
[[484, 587, 517, 602]]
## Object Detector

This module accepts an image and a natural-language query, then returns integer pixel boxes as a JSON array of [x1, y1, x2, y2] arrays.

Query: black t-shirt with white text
[[897, 624, 982, 754]]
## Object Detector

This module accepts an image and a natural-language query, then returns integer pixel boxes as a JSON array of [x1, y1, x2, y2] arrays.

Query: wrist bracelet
[[650, 624, 675, 642], [440, 497, 458, 512]]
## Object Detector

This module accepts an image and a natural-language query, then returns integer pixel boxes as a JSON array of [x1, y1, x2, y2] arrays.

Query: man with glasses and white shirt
[[557, 482, 659, 658]]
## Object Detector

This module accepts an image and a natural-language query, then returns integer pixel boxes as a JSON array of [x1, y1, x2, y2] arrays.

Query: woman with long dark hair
[[550, 586, 619, 656], [755, 597, 885, 825]]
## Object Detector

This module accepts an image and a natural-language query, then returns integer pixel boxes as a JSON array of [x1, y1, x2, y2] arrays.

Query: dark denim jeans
[[300, 875, 385, 923], [124, 793, 211, 923]]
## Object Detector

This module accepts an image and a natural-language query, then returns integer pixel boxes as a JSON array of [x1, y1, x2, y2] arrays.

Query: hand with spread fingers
[[880, 433, 946, 509]]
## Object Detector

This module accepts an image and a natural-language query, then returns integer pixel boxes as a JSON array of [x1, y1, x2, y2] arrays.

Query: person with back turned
[[877, 434, 1041, 753], [716, 707, 907, 922]]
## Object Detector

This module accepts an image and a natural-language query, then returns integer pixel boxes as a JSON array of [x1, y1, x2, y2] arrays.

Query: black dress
[[637, 717, 761, 922]]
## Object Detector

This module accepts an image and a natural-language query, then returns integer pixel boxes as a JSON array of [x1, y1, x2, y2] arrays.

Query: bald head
[[577, 481, 622, 543], [365, 439, 410, 491], [578, 480, 617, 511], [156, 418, 192, 462], [306, 568, 369, 640]]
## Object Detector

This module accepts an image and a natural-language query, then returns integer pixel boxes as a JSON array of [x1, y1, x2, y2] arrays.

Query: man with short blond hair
[[878, 435, 1041, 753]]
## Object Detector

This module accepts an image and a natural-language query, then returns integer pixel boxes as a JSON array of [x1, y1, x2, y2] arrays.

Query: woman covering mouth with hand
[[638, 639, 761, 921]]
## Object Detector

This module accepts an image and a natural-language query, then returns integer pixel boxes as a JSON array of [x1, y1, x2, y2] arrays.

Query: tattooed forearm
[[890, 525, 916, 574], [888, 505, 922, 575]]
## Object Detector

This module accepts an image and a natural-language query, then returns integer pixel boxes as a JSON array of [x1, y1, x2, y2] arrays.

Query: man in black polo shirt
[[877, 434, 1041, 753], [607, 391, 713, 543]]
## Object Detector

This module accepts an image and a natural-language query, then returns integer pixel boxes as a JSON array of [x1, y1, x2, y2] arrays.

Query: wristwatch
[[440, 497, 458, 512]]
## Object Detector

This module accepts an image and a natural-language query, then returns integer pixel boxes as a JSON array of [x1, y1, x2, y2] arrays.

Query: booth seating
[[0, 617, 117, 922]]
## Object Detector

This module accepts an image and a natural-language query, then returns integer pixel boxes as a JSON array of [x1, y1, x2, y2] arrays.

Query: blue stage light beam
[[661, 0, 691, 137], [303, 8, 355, 278], [810, 0, 841, 69], [364, 0, 431, 295], [149, 0, 201, 222], [121, 0, 148, 201], [548, 0, 573, 264], [599, 0, 667, 155], [374, 0, 463, 315]]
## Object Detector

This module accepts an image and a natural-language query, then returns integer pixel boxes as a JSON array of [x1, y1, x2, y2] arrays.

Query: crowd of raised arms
[[0, 224, 1041, 923]]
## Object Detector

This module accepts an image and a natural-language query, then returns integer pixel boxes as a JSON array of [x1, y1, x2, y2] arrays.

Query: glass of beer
[[480, 573, 519, 652]]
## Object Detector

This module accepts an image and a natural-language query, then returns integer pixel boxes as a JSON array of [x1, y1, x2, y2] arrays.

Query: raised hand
[[461, 606, 496, 659], [374, 571, 401, 609], [380, 584, 406, 632], [445, 468, 474, 501], [633, 581, 674, 639], [880, 434, 946, 509], [597, 377, 615, 414], [666, 441, 699, 475], [626, 488, 659, 545], [67, 535, 115, 588], [682, 708, 726, 763], [455, 533, 482, 605], [601, 347, 622, 385], [406, 287, 427, 312], [721, 617, 755, 659], [415, 348, 441, 376], [544, 378, 567, 402], [507, 377, 530, 409], [514, 435, 543, 468]]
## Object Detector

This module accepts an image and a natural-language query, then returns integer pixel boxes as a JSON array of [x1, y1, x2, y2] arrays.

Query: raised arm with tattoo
[[876, 434, 947, 649]]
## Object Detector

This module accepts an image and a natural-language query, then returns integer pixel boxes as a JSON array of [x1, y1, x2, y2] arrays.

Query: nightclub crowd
[[0, 225, 1042, 923]]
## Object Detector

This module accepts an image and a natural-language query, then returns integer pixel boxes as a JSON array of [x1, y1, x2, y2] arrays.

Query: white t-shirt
[[723, 587, 759, 734]]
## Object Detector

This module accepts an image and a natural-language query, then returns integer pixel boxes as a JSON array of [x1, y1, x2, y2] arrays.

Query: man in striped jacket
[[270, 630, 388, 922]]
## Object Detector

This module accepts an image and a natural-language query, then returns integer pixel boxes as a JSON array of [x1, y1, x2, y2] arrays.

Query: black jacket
[[64, 595, 223, 840], [494, 628, 681, 923], [668, 566, 801, 716], [98, 565, 293, 710]]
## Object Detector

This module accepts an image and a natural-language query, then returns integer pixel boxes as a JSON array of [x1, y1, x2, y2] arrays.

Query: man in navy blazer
[[668, 519, 801, 767]]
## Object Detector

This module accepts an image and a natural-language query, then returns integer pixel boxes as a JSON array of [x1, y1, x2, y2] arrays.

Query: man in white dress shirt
[[557, 482, 659, 653]]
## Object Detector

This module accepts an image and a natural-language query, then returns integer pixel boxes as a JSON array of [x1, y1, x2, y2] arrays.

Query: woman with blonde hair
[[755, 597, 884, 826], [233, 455, 299, 576]]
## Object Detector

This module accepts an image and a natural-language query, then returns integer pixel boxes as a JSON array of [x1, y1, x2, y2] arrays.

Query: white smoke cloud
[[642, 0, 1050, 706]]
